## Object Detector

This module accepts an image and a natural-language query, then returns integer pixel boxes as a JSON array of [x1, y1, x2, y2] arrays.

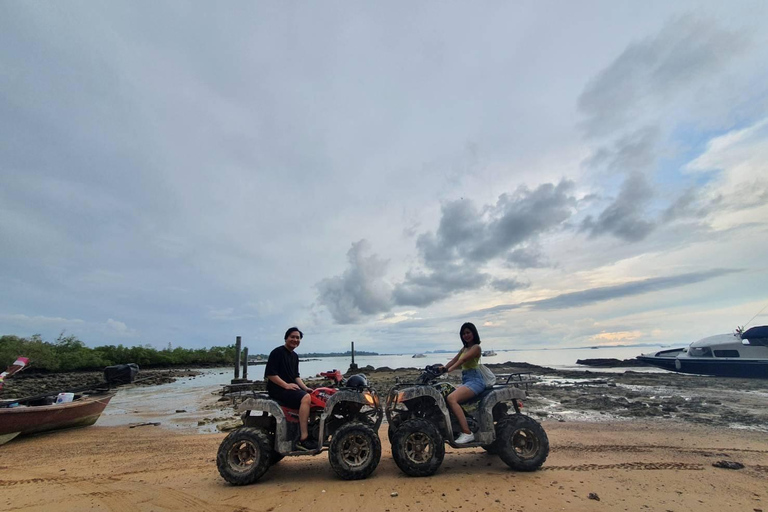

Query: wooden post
[[234, 336, 241, 380], [349, 341, 358, 371], [242, 347, 249, 380]]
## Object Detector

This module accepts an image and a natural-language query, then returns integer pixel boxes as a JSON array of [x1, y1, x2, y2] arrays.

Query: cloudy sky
[[2, 2, 767, 355]]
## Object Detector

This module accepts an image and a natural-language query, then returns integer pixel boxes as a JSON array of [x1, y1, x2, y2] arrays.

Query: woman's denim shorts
[[461, 369, 486, 395]]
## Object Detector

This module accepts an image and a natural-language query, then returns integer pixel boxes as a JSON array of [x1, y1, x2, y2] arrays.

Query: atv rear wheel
[[329, 421, 381, 480], [497, 415, 549, 471], [216, 427, 272, 485], [391, 418, 445, 477]]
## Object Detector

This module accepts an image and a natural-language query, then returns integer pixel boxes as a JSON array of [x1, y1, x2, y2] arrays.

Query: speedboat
[[637, 326, 768, 378], [482, 350, 497, 357]]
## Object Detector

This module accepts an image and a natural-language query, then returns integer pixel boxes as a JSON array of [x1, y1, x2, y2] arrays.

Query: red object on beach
[[0, 391, 115, 445], [0, 356, 30, 390]]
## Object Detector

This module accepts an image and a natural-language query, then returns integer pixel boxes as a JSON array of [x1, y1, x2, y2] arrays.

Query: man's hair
[[284, 327, 304, 340], [459, 322, 481, 347]]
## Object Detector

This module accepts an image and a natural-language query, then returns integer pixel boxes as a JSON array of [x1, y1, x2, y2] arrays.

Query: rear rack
[[495, 372, 539, 391]]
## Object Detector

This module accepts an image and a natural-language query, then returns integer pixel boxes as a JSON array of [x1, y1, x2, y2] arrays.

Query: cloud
[[392, 266, 490, 307], [578, 16, 747, 136], [490, 277, 530, 293], [473, 268, 739, 315], [316, 240, 392, 324], [581, 172, 656, 241], [504, 246, 549, 269]]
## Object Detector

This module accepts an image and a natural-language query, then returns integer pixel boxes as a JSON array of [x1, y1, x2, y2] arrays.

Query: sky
[[1, 2, 767, 356]]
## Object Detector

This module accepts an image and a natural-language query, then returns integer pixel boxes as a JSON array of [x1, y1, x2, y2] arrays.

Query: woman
[[439, 322, 484, 444]]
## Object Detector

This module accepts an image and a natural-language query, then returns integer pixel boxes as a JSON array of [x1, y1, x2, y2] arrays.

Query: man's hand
[[285, 383, 300, 391], [439, 365, 448, 374]]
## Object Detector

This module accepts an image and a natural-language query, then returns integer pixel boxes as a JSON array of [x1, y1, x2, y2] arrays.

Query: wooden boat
[[0, 391, 115, 445]]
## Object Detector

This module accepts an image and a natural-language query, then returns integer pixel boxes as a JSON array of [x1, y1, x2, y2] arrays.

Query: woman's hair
[[284, 327, 304, 340], [459, 322, 481, 347]]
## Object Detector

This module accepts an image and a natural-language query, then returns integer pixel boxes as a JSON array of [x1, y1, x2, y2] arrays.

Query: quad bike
[[385, 364, 549, 477], [217, 370, 383, 485]]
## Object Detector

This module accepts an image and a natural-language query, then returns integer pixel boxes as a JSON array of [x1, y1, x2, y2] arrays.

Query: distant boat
[[482, 350, 497, 357], [0, 390, 115, 445], [412, 353, 426, 358], [637, 326, 768, 378]]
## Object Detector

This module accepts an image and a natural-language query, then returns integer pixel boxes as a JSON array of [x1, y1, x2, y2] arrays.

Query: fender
[[320, 388, 383, 439], [387, 384, 452, 438], [475, 386, 526, 444], [236, 396, 294, 454]]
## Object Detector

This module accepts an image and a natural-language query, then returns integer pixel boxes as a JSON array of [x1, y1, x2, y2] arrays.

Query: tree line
[[0, 334, 238, 372]]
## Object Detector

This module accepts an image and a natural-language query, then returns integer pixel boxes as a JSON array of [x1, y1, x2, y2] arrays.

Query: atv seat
[[464, 387, 493, 405]]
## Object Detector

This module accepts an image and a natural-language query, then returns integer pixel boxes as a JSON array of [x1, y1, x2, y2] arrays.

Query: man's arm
[[267, 374, 300, 390], [295, 377, 311, 392]]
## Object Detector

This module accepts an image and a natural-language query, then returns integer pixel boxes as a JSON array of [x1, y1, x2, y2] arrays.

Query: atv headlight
[[363, 391, 376, 406]]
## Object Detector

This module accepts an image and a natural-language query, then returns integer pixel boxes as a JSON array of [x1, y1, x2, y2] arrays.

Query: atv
[[385, 364, 549, 477], [217, 370, 383, 485]]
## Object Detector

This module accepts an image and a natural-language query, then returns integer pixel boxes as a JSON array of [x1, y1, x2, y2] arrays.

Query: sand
[[1, 420, 766, 512]]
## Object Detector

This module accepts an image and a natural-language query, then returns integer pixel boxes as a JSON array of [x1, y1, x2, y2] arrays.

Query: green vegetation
[[0, 334, 237, 372]]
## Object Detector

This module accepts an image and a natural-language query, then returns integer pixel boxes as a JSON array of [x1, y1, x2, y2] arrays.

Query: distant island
[[300, 350, 379, 358]]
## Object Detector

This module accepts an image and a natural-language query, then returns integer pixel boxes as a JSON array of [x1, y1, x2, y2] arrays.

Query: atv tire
[[216, 427, 272, 485], [329, 421, 381, 480], [391, 418, 445, 477], [497, 415, 549, 471]]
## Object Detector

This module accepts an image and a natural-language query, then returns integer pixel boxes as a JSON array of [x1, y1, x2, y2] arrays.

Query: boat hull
[[0, 392, 115, 442], [637, 352, 768, 378]]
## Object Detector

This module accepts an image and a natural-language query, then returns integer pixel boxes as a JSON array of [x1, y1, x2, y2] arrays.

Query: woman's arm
[[446, 345, 481, 372]]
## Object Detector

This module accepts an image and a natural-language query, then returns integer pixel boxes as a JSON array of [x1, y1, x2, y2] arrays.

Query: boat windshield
[[688, 347, 713, 357]]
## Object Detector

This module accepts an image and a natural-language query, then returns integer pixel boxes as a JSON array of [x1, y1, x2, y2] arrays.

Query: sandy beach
[[1, 419, 766, 512]]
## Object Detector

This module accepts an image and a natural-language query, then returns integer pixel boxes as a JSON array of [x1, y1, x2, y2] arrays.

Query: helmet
[[346, 374, 368, 388]]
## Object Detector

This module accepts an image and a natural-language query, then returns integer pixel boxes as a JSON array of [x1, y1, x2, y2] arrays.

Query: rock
[[712, 460, 744, 470], [391, 492, 398, 497], [588, 493, 600, 501]]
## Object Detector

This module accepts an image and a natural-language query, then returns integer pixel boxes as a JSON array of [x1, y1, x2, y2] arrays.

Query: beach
[[2, 363, 768, 511], [2, 420, 766, 512]]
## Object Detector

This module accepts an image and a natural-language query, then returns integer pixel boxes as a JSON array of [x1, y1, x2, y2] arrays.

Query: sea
[[296, 344, 669, 377], [97, 344, 668, 432]]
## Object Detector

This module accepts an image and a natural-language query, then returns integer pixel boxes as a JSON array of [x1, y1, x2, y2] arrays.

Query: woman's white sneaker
[[455, 432, 475, 444]]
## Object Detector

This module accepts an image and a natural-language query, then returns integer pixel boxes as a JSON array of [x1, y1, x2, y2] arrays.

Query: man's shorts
[[269, 387, 308, 409]]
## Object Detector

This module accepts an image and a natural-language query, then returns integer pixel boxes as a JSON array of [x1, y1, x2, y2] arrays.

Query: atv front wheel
[[216, 427, 272, 485], [391, 418, 445, 477], [329, 421, 382, 480], [497, 415, 549, 471]]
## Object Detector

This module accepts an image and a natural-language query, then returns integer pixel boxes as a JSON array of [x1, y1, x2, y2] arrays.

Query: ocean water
[[295, 344, 669, 378], [97, 345, 668, 431]]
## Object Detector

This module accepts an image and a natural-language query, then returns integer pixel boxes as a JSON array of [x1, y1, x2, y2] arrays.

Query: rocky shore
[[1, 367, 200, 400]]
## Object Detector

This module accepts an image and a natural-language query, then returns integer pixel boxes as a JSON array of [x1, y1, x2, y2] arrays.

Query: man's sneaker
[[455, 432, 475, 444], [296, 438, 318, 451]]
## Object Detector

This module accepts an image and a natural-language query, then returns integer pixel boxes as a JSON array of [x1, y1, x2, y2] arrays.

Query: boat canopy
[[741, 326, 768, 340]]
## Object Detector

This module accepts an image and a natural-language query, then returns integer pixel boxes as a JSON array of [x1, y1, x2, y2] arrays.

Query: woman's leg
[[446, 385, 476, 434]]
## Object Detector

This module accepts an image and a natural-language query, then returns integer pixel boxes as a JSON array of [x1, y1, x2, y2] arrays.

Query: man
[[264, 327, 316, 450]]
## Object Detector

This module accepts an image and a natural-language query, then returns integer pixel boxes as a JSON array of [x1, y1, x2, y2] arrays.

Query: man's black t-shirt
[[264, 345, 300, 395]]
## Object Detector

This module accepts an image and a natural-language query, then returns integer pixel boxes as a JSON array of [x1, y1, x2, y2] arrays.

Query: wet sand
[[1, 421, 766, 512]]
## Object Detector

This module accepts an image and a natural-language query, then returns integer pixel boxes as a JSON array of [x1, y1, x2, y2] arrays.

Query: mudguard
[[474, 386, 526, 444], [236, 396, 294, 453], [321, 388, 383, 432]]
